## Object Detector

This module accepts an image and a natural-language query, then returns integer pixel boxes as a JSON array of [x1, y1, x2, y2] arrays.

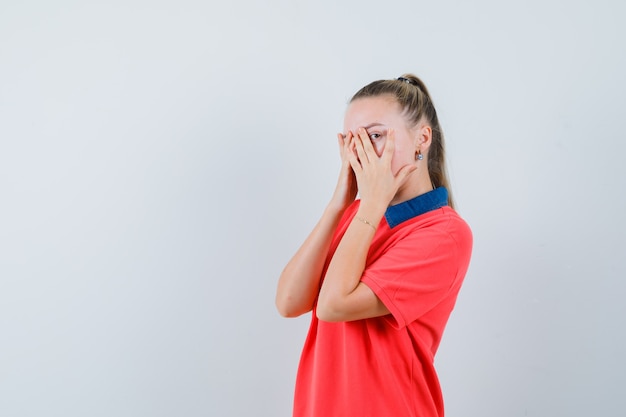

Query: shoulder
[[374, 207, 472, 259], [439, 207, 472, 245]]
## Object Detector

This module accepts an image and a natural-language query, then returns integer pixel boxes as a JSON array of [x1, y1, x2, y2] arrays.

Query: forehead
[[343, 95, 404, 131]]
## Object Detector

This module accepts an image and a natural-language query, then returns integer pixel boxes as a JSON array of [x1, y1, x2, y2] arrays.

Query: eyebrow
[[363, 123, 385, 129], [342, 123, 386, 137]]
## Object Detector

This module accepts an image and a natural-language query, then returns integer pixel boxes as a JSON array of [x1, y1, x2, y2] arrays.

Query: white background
[[1, 1, 625, 416]]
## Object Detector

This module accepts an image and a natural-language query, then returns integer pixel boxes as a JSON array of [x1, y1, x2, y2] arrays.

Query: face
[[343, 95, 418, 175]]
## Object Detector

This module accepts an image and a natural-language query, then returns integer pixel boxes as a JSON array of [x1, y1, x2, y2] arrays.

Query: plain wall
[[1, 1, 625, 416]]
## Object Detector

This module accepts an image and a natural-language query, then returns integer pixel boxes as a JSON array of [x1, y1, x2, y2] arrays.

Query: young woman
[[276, 74, 473, 417]]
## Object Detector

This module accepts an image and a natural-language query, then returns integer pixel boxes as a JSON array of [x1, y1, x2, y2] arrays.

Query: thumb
[[395, 164, 418, 184]]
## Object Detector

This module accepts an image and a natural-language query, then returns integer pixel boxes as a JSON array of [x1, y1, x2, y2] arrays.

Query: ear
[[414, 124, 432, 153]]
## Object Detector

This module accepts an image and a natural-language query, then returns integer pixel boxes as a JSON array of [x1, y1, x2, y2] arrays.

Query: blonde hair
[[350, 74, 455, 209]]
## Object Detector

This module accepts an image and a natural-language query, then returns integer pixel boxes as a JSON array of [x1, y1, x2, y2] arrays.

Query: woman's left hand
[[348, 127, 416, 215]]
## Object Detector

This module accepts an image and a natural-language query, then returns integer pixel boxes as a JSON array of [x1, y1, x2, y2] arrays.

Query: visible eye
[[369, 133, 382, 140]]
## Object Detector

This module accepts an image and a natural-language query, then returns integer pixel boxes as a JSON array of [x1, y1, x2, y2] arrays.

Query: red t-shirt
[[293, 192, 473, 417]]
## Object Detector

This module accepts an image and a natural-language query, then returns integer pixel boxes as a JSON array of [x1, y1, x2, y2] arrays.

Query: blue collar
[[384, 187, 448, 228]]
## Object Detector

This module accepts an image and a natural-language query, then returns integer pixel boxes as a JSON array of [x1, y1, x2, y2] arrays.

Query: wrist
[[327, 194, 356, 213], [324, 201, 350, 219], [355, 203, 386, 226], [358, 197, 387, 213]]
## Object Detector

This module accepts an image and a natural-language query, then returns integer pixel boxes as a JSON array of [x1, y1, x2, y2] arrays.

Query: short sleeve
[[361, 215, 472, 329]]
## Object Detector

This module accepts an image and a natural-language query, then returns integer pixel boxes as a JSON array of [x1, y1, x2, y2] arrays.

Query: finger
[[346, 131, 354, 149], [337, 133, 345, 154], [382, 128, 396, 164], [352, 130, 369, 164], [346, 141, 363, 172], [394, 164, 418, 185], [357, 127, 377, 157], [338, 132, 353, 160], [346, 132, 356, 161]]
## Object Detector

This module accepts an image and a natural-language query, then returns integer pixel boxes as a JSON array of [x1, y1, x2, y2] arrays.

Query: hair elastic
[[397, 77, 417, 86]]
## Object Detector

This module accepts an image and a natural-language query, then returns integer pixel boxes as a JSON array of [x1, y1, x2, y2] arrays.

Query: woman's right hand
[[329, 132, 358, 212]]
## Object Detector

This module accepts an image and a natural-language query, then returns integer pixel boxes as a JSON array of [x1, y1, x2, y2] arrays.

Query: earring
[[415, 150, 423, 161]]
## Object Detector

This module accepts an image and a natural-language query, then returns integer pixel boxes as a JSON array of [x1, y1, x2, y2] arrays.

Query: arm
[[315, 208, 389, 322], [275, 205, 344, 317], [316, 128, 416, 322], [275, 133, 357, 317]]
